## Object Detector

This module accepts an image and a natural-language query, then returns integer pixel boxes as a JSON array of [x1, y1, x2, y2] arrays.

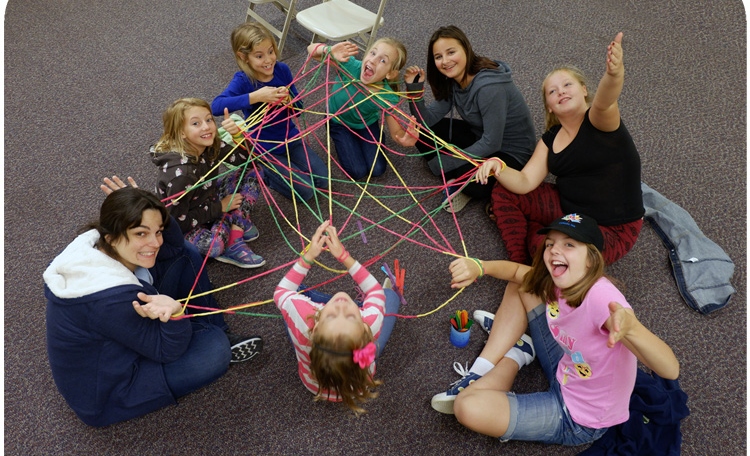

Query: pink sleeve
[[349, 261, 386, 340]]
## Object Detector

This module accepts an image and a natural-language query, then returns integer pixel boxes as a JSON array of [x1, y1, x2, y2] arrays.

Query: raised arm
[[589, 32, 624, 132], [604, 301, 680, 380], [307, 41, 358, 62]]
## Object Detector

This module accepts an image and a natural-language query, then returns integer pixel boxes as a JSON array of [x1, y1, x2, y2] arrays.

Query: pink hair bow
[[352, 342, 376, 369]]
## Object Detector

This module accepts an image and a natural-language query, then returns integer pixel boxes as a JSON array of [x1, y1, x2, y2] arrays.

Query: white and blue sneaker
[[473, 310, 494, 334], [430, 362, 482, 414], [511, 334, 536, 367]]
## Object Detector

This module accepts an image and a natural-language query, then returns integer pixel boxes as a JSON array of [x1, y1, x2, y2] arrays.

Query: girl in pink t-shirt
[[432, 213, 679, 446]]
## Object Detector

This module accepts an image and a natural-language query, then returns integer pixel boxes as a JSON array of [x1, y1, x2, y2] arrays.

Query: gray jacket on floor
[[642, 182, 735, 315]]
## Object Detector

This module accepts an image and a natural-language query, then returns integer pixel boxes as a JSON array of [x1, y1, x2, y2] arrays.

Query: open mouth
[[550, 260, 568, 278]]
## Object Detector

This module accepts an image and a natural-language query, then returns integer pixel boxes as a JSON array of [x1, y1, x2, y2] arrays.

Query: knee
[[454, 391, 478, 426]]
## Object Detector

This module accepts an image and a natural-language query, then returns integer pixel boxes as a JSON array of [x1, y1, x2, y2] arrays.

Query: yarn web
[[168, 52, 487, 320]]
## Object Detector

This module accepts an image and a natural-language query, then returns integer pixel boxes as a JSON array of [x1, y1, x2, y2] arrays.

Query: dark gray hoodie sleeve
[[406, 81, 453, 127]]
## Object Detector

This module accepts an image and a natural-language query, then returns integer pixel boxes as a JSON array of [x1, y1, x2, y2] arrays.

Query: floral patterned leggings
[[490, 181, 642, 265], [185, 169, 260, 258]]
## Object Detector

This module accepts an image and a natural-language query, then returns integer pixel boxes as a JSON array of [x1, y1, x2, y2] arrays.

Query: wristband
[[300, 255, 314, 266], [489, 157, 506, 174], [469, 257, 484, 278], [336, 250, 350, 263]]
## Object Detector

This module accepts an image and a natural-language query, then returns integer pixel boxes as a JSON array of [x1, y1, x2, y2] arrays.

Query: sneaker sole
[[231, 338, 263, 363], [215, 256, 266, 269], [430, 394, 456, 415], [442, 192, 471, 213]]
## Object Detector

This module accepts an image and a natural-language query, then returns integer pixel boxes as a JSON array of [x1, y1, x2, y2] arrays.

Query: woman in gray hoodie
[[406, 25, 535, 213]]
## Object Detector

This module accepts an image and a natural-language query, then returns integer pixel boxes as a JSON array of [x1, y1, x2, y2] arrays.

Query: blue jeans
[[300, 285, 400, 357], [150, 228, 228, 330], [150, 220, 232, 397], [261, 138, 329, 201], [329, 120, 387, 180], [500, 304, 607, 445], [162, 319, 231, 398]]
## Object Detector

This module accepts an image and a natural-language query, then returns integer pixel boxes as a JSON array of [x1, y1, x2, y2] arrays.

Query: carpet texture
[[4, 0, 746, 454]]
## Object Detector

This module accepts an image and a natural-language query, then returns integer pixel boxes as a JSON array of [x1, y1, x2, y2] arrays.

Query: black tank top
[[543, 110, 644, 225]]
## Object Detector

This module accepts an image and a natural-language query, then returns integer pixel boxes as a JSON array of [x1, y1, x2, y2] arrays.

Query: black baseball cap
[[537, 213, 604, 251]]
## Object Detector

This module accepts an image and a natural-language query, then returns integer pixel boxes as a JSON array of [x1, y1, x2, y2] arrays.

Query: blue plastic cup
[[450, 324, 471, 348]]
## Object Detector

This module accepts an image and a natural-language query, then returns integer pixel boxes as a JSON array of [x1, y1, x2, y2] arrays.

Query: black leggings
[[416, 118, 524, 199]]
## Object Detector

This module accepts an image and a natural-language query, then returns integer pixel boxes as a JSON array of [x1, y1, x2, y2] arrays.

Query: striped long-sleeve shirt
[[274, 259, 385, 400]]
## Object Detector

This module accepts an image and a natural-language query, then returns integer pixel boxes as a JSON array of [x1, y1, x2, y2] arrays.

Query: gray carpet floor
[[5, 0, 746, 454]]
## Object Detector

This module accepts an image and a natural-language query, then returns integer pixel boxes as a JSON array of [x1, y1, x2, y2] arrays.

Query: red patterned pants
[[490, 182, 642, 265]]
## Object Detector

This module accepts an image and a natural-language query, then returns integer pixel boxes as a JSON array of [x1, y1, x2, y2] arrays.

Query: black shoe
[[227, 333, 263, 363]]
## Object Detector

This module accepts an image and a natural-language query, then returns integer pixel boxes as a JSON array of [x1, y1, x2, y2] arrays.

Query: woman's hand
[[221, 194, 243, 212], [475, 158, 505, 185], [133, 292, 182, 323], [404, 66, 424, 84], [449, 257, 482, 289], [100, 175, 138, 196]]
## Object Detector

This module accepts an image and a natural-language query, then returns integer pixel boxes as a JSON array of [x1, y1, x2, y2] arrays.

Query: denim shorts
[[499, 304, 608, 446]]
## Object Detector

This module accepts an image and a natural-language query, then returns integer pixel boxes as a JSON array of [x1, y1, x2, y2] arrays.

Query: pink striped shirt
[[274, 260, 385, 401]]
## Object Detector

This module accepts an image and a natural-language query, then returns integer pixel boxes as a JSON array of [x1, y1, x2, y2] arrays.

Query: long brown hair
[[521, 239, 606, 308], [309, 320, 381, 416], [425, 25, 498, 101]]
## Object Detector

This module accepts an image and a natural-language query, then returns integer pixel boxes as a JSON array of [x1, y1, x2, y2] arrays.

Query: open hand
[[101, 175, 138, 196]]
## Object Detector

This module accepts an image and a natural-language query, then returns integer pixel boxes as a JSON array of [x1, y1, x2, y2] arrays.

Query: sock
[[504, 343, 532, 370], [228, 227, 244, 246], [469, 357, 494, 376]]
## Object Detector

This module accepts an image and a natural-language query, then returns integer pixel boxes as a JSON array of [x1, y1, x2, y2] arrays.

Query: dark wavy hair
[[85, 187, 169, 263], [425, 25, 498, 101]]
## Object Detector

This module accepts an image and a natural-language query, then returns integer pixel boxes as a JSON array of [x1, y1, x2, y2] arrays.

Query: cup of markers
[[449, 310, 473, 348]]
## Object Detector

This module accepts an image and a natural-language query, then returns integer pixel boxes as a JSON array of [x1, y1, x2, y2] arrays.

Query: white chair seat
[[295, 0, 387, 50]]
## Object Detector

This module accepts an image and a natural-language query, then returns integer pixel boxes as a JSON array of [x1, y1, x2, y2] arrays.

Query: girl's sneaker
[[430, 362, 482, 414], [216, 241, 266, 268], [473, 310, 494, 334], [243, 224, 260, 242]]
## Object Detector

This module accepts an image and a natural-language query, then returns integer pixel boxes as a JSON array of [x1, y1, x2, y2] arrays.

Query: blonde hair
[[152, 98, 221, 162], [521, 240, 606, 308], [231, 22, 279, 82], [542, 65, 591, 130], [309, 317, 381, 416], [368, 37, 407, 89]]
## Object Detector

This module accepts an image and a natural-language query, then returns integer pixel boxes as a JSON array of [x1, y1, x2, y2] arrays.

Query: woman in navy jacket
[[44, 182, 261, 426]]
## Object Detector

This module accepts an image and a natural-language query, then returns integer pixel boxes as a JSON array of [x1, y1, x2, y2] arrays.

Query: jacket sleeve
[[163, 166, 223, 233], [427, 84, 509, 174], [406, 81, 452, 127], [90, 285, 193, 363]]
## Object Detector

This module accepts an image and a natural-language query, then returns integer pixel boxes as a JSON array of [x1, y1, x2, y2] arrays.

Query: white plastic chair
[[246, 0, 299, 57], [294, 0, 388, 50]]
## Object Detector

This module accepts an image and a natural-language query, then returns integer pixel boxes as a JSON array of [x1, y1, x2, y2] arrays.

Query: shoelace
[[449, 362, 471, 386]]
